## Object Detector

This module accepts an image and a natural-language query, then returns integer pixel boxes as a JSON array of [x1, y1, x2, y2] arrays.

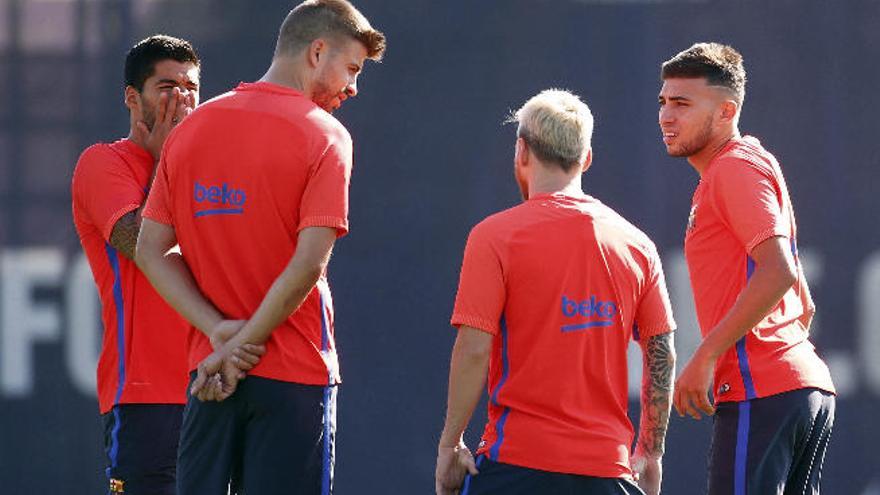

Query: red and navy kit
[[684, 136, 835, 403], [451, 193, 676, 479], [144, 82, 351, 387], [72, 138, 189, 414], [143, 81, 353, 495]]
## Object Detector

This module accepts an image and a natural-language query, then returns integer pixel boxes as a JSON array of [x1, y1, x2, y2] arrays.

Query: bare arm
[[636, 332, 676, 457], [675, 235, 797, 419], [439, 326, 493, 448], [436, 326, 490, 494], [221, 226, 337, 348], [109, 211, 142, 260], [631, 331, 675, 495]]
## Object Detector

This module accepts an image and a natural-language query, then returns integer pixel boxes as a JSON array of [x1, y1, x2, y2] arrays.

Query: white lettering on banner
[[65, 252, 100, 396], [0, 248, 64, 396], [0, 246, 878, 400]]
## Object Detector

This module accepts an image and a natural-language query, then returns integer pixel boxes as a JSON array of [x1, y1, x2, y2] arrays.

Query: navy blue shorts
[[177, 374, 336, 495], [102, 403, 184, 495], [461, 455, 645, 495], [708, 387, 835, 495]]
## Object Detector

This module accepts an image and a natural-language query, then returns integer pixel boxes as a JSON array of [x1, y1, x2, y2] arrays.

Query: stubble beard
[[140, 96, 157, 131], [311, 78, 339, 113], [667, 114, 714, 158]]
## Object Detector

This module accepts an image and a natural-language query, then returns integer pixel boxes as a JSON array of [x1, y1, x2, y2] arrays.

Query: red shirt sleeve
[[72, 144, 143, 241], [634, 244, 676, 340], [297, 130, 352, 236], [142, 156, 173, 226], [708, 159, 791, 253], [450, 223, 506, 336]]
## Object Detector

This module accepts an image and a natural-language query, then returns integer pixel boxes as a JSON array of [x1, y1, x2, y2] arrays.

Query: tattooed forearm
[[109, 211, 141, 260], [637, 332, 676, 456]]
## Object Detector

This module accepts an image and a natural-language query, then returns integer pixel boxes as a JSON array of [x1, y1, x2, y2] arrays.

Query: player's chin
[[321, 101, 341, 113], [664, 145, 689, 158]]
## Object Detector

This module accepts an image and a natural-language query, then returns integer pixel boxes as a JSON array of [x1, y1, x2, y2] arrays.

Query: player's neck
[[259, 59, 307, 94], [528, 172, 583, 199], [688, 129, 741, 176]]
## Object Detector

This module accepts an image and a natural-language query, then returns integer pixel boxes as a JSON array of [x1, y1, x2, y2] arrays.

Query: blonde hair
[[509, 89, 593, 172]]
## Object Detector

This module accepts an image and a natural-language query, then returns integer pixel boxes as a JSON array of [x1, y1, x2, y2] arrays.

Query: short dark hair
[[124, 35, 200, 92], [661, 42, 746, 104], [275, 0, 386, 61]]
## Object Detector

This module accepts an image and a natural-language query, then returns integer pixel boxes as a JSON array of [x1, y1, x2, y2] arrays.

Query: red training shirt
[[143, 82, 352, 386], [72, 138, 189, 414], [684, 136, 835, 403], [451, 192, 676, 478]]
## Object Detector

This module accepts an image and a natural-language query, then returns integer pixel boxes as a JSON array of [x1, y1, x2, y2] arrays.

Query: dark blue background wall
[[1, 1, 878, 493]]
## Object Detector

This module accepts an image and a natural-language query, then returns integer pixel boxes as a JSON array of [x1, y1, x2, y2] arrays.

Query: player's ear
[[308, 39, 326, 68], [124, 86, 141, 113], [720, 99, 738, 123], [580, 148, 593, 174], [515, 137, 529, 168]]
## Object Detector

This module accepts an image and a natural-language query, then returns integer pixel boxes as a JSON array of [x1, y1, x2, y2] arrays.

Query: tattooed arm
[[109, 211, 142, 260], [632, 331, 676, 495]]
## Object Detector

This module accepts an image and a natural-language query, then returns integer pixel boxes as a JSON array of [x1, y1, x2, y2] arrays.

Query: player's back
[[466, 192, 671, 478], [158, 81, 352, 385]]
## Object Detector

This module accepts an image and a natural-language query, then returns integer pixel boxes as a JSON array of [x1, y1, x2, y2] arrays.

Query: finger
[[242, 344, 266, 356], [154, 90, 170, 128], [173, 95, 188, 124], [195, 383, 210, 402], [205, 374, 221, 402], [162, 88, 181, 128], [233, 348, 262, 366], [697, 392, 716, 416], [464, 456, 479, 476], [198, 375, 214, 401], [190, 365, 208, 398], [699, 395, 715, 416], [672, 388, 684, 417], [134, 120, 151, 139], [218, 376, 238, 401], [168, 88, 182, 126], [684, 391, 702, 420], [230, 354, 253, 372]]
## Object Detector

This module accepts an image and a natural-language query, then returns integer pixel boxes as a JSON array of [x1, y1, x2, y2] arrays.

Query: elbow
[[133, 241, 156, 274], [133, 243, 146, 270], [455, 328, 493, 365], [303, 259, 327, 287], [777, 260, 798, 292], [461, 341, 492, 364]]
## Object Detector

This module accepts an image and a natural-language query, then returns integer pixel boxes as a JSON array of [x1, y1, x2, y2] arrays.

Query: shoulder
[[467, 204, 528, 247], [709, 137, 778, 182], [307, 108, 352, 147], [591, 200, 660, 259], [75, 142, 116, 167], [72, 143, 122, 184]]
